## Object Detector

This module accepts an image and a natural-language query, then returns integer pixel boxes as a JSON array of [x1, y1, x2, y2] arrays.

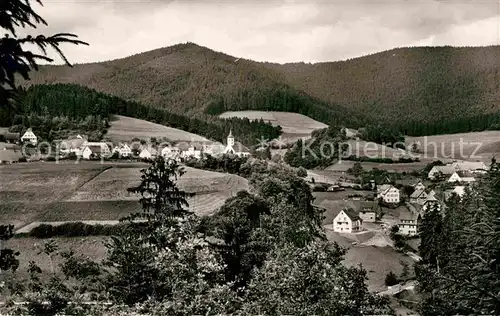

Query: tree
[[241, 240, 393, 315], [385, 271, 399, 286], [297, 166, 307, 177], [416, 160, 500, 315], [126, 157, 194, 223], [1, 0, 88, 108], [0, 225, 19, 275]]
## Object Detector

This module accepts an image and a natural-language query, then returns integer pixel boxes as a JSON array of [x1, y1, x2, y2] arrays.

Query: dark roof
[[234, 141, 249, 153], [87, 145, 104, 153], [343, 208, 360, 221], [358, 201, 379, 213]]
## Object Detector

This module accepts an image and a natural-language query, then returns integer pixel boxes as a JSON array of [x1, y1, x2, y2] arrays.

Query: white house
[[398, 208, 420, 236], [413, 181, 426, 191], [203, 142, 226, 157], [112, 143, 132, 158], [332, 208, 362, 233], [59, 135, 86, 156], [161, 146, 181, 161], [182, 144, 202, 159], [139, 146, 158, 160], [224, 130, 250, 157], [21, 128, 37, 146], [82, 143, 111, 160], [377, 184, 400, 204]]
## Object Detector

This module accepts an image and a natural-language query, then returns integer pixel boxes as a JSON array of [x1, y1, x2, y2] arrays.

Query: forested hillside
[[24, 43, 365, 128], [21, 43, 500, 136], [3, 84, 281, 144]]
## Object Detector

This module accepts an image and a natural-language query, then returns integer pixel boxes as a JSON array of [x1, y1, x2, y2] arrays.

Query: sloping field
[[107, 115, 210, 143], [0, 162, 248, 229], [0, 162, 110, 227], [344, 140, 415, 160], [326, 160, 428, 173], [219, 111, 327, 140], [325, 228, 413, 292], [2, 237, 109, 282], [406, 130, 500, 162]]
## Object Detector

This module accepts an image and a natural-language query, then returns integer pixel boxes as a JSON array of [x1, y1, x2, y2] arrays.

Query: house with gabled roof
[[112, 143, 132, 158], [447, 171, 475, 184], [413, 181, 426, 191], [21, 128, 37, 146], [332, 208, 362, 233], [410, 188, 428, 205], [357, 201, 380, 222], [139, 146, 158, 160], [398, 206, 421, 236], [377, 184, 400, 204], [82, 142, 111, 159], [428, 165, 456, 180], [422, 195, 441, 213]]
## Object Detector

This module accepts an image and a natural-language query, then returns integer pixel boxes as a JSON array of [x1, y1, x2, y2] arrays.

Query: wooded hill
[[3, 84, 281, 144], [22, 43, 500, 136]]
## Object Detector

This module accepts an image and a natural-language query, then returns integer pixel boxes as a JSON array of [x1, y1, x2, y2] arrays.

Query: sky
[[19, 0, 500, 64]]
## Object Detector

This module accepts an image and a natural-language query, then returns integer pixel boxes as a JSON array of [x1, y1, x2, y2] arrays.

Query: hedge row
[[15, 222, 141, 238]]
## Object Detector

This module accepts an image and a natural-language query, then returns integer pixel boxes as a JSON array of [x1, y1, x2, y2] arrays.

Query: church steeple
[[227, 129, 234, 147]]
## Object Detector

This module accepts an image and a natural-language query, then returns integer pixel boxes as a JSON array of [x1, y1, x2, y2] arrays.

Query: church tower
[[224, 129, 235, 154], [227, 129, 234, 147]]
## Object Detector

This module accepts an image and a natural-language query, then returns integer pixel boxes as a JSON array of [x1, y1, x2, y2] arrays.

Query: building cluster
[[62, 130, 251, 160], [0, 129, 251, 163], [326, 160, 489, 237]]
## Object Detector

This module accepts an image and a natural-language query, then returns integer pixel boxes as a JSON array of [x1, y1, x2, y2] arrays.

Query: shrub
[[297, 167, 307, 178], [385, 271, 400, 286], [24, 222, 131, 238]]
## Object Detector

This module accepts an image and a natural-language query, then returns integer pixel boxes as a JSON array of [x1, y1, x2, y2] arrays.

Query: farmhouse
[[182, 144, 203, 159], [447, 171, 475, 184], [342, 127, 359, 139], [59, 135, 87, 156], [398, 207, 420, 236], [113, 143, 132, 158], [451, 161, 488, 174], [203, 142, 226, 157], [161, 146, 181, 160], [409, 188, 428, 205], [21, 128, 37, 146], [413, 181, 426, 191], [332, 208, 362, 233], [357, 201, 380, 222], [224, 130, 250, 157], [422, 195, 441, 213], [139, 146, 158, 160], [445, 186, 466, 201], [82, 143, 111, 159], [428, 165, 456, 180], [377, 184, 400, 204]]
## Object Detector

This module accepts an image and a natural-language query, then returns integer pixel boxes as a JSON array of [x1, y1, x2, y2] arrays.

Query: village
[[314, 159, 488, 247], [1, 125, 489, 246], [0, 128, 251, 163]]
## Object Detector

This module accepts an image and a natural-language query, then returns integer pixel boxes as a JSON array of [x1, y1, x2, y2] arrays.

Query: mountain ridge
[[23, 42, 500, 135]]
